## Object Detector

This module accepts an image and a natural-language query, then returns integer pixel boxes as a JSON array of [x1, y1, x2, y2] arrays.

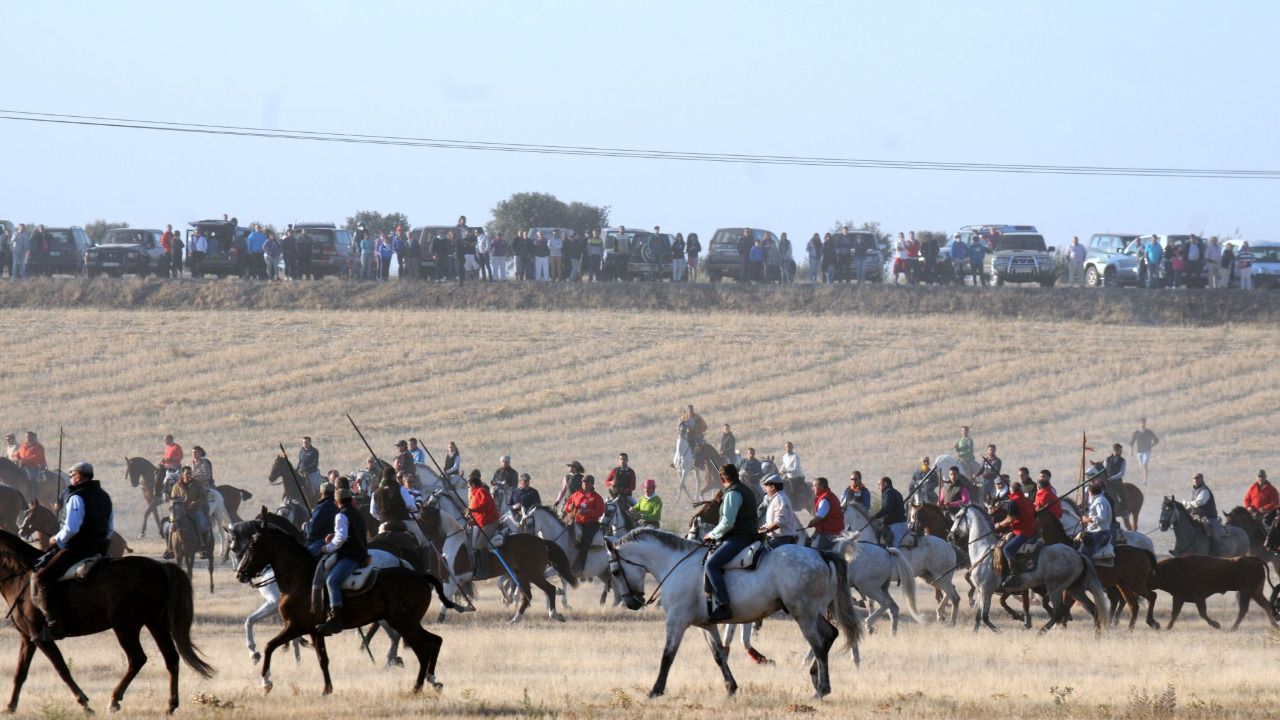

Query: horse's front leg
[[34, 640, 92, 711], [260, 624, 307, 693], [649, 624, 688, 698], [6, 636, 37, 713], [245, 598, 278, 664], [701, 627, 738, 695]]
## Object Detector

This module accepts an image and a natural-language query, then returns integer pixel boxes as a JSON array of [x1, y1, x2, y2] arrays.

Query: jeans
[[535, 256, 550, 281], [1080, 530, 1111, 558], [491, 255, 508, 280], [1068, 262, 1083, 286], [570, 257, 582, 281], [573, 521, 599, 569], [739, 256, 749, 281], [1003, 533, 1029, 567], [705, 536, 755, 607], [549, 256, 563, 280], [360, 252, 373, 279], [478, 253, 491, 280], [306, 539, 324, 558], [672, 259, 684, 281], [808, 257, 819, 282], [855, 256, 869, 285], [586, 255, 601, 281], [264, 254, 279, 280], [887, 522, 907, 547], [325, 557, 359, 608]]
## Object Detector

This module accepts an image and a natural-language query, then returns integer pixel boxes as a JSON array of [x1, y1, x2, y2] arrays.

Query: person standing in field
[[1129, 418, 1158, 485], [954, 426, 976, 478], [1067, 236, 1086, 286], [719, 424, 736, 464], [685, 231, 701, 282]]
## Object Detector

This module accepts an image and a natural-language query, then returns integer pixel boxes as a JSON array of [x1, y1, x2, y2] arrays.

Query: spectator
[[548, 230, 564, 281], [11, 223, 29, 278], [263, 231, 282, 281], [763, 236, 781, 283], [586, 229, 604, 281], [949, 234, 968, 285], [27, 225, 50, 274], [356, 226, 374, 280], [685, 231, 701, 282], [892, 232, 907, 284], [189, 229, 207, 278], [0, 225, 10, 278], [906, 231, 921, 284], [1186, 236, 1204, 284], [1220, 242, 1235, 288], [1170, 246, 1184, 288], [392, 227, 407, 279], [737, 228, 752, 282], [246, 224, 267, 277], [1067, 236, 1086, 286], [381, 232, 396, 280], [533, 231, 550, 281], [967, 236, 986, 285], [476, 228, 491, 281], [821, 232, 836, 283], [748, 240, 765, 282], [1144, 236, 1163, 288], [169, 228, 185, 278], [431, 232, 449, 282], [490, 231, 508, 281], [778, 232, 793, 283], [1206, 237, 1224, 288], [1237, 241, 1255, 290], [920, 233, 939, 285], [806, 232, 822, 283], [566, 231, 583, 281], [671, 233, 686, 282], [281, 228, 298, 280], [833, 228, 851, 283], [456, 230, 471, 286]]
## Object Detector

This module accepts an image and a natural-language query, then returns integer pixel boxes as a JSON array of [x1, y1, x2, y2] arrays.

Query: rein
[[614, 542, 706, 608]]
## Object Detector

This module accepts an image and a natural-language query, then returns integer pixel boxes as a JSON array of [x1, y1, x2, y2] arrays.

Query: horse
[[604, 528, 860, 699], [602, 496, 637, 537], [517, 505, 611, 605], [839, 499, 921, 627], [894, 530, 963, 625], [268, 454, 315, 509], [908, 502, 951, 538], [1112, 482, 1144, 531], [1159, 496, 1249, 558], [1223, 506, 1280, 573], [0, 529, 214, 714], [213, 483, 254, 524], [169, 499, 215, 594], [1150, 555, 1278, 631], [0, 484, 26, 533], [673, 425, 702, 502], [18, 500, 133, 558], [234, 509, 459, 694], [0, 458, 61, 508], [422, 490, 578, 623], [124, 456, 165, 538], [228, 517, 306, 666]]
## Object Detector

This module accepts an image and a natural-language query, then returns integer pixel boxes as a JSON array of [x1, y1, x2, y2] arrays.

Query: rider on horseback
[[701, 464, 759, 622], [807, 477, 843, 552], [1034, 470, 1062, 519], [1104, 444, 1129, 519], [191, 446, 214, 488], [305, 482, 338, 557], [939, 466, 971, 515], [553, 460, 583, 508], [168, 467, 211, 560], [631, 478, 663, 528], [680, 405, 707, 446], [993, 480, 1038, 589], [1184, 473, 1224, 541], [564, 475, 605, 574], [1243, 470, 1278, 520], [32, 461, 113, 641], [760, 475, 802, 547], [1080, 482, 1113, 559], [605, 453, 637, 512], [467, 472, 500, 577], [316, 488, 368, 635]]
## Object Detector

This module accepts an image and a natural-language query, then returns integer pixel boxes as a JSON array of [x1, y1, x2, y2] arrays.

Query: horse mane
[[534, 505, 565, 526], [0, 529, 41, 565], [257, 521, 309, 553], [618, 527, 700, 553], [1058, 496, 1080, 514]]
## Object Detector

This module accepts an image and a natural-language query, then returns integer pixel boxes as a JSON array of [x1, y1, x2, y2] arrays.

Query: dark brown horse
[[0, 484, 25, 534], [0, 458, 59, 508], [268, 454, 315, 510], [234, 509, 458, 694], [168, 496, 215, 594], [0, 530, 214, 714], [1038, 509, 1160, 630], [909, 502, 952, 538], [1113, 482, 1144, 531], [1224, 506, 1280, 574], [19, 500, 133, 558], [124, 456, 166, 538]]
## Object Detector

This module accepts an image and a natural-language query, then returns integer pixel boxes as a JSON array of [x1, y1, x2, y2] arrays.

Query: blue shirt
[[56, 493, 116, 548], [247, 231, 267, 253], [950, 241, 968, 260], [967, 242, 986, 264], [1146, 242, 1163, 265]]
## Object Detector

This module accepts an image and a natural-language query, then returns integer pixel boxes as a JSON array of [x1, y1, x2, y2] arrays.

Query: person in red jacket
[[160, 434, 183, 471], [14, 431, 47, 494], [563, 475, 605, 573], [1244, 470, 1279, 519], [467, 472, 499, 575], [1033, 469, 1062, 519], [806, 477, 844, 552], [605, 453, 637, 511], [995, 482, 1038, 589]]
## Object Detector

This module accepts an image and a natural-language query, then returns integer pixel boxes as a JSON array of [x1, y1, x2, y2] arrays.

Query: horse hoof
[[648, 690, 665, 699], [551, 613, 566, 623], [387, 657, 404, 668], [108, 703, 120, 714], [251, 651, 261, 665], [262, 679, 273, 694]]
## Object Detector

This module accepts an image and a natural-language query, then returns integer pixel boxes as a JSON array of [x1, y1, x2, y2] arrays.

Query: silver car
[[1082, 233, 1142, 287]]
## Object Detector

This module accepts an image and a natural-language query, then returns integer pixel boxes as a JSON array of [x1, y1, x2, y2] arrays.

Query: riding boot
[[199, 530, 211, 559], [708, 602, 733, 622], [31, 584, 66, 642], [315, 607, 343, 636], [163, 529, 175, 560]]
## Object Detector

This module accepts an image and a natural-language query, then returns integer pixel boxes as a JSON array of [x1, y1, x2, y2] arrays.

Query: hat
[[643, 478, 657, 490], [319, 482, 335, 496], [762, 474, 784, 487], [70, 461, 94, 478], [567, 460, 584, 472], [337, 488, 354, 501]]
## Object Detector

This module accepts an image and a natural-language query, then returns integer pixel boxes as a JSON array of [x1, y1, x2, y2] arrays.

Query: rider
[[939, 466, 971, 513], [509, 473, 542, 517], [492, 455, 519, 499], [991, 475, 1010, 501], [393, 440, 417, 482], [1244, 470, 1279, 520], [31, 461, 113, 641], [953, 426, 976, 477], [305, 482, 338, 557], [605, 453, 637, 511], [316, 488, 368, 635], [910, 456, 938, 505], [168, 466, 211, 560], [701, 464, 760, 622], [631, 479, 663, 528], [994, 480, 1038, 588], [14, 431, 46, 491], [442, 441, 462, 479], [1184, 473, 1223, 540], [563, 475, 605, 574], [161, 434, 183, 472], [467, 473, 500, 576], [760, 475, 802, 548], [1104, 443, 1129, 519], [978, 444, 1002, 503], [1079, 482, 1113, 559], [553, 460, 584, 508], [779, 441, 804, 491], [1017, 466, 1037, 498], [297, 436, 321, 498], [1034, 469, 1062, 519], [370, 466, 412, 528], [719, 424, 737, 462], [872, 477, 908, 547], [407, 437, 427, 464], [739, 448, 763, 485], [841, 471, 871, 511], [680, 405, 708, 446], [807, 477, 844, 552], [191, 446, 214, 488]]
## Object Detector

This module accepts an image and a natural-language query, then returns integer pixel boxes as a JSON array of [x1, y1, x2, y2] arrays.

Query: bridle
[[606, 541, 706, 608]]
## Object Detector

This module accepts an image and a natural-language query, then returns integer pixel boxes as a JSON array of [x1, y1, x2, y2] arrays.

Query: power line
[[1, 108, 1276, 180]]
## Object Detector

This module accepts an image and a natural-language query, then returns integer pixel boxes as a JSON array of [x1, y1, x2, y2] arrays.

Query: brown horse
[[0, 458, 60, 508], [0, 530, 214, 714], [0, 484, 26, 534], [1038, 509, 1161, 630], [168, 498, 215, 594], [1113, 482, 1144, 531], [1223, 506, 1280, 574], [124, 456, 166, 538], [268, 454, 315, 509], [19, 500, 133, 558], [234, 509, 458, 694], [909, 502, 952, 537]]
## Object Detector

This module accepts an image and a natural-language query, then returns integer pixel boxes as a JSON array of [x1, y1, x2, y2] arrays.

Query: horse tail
[[887, 548, 923, 622], [821, 551, 861, 654], [423, 570, 463, 611], [543, 539, 580, 588], [1075, 556, 1108, 634], [161, 562, 215, 678], [237, 487, 254, 501]]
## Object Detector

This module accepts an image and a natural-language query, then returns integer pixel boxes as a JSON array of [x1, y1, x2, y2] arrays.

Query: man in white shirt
[[1066, 236, 1086, 286], [779, 441, 805, 499], [759, 475, 802, 547], [190, 229, 208, 278]]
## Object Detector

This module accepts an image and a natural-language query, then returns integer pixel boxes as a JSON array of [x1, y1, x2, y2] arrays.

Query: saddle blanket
[[326, 549, 413, 593], [58, 555, 107, 582], [1090, 543, 1115, 567], [723, 541, 768, 571]]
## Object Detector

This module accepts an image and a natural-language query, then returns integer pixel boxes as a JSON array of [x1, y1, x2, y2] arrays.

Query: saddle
[[995, 538, 1043, 576], [57, 555, 108, 583], [720, 541, 769, 572], [570, 524, 605, 549], [312, 549, 411, 615]]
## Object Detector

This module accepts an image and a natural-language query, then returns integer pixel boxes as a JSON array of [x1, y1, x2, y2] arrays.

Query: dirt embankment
[[0, 277, 1275, 324]]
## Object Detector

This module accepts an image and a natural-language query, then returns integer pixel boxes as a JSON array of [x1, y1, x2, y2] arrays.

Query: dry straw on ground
[[1, 304, 1278, 718]]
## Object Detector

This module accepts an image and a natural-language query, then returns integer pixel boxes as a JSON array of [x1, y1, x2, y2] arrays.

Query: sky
[[3, 1, 1279, 248]]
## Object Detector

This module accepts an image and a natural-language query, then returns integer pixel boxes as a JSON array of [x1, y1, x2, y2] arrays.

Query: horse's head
[[1158, 495, 1177, 531], [948, 506, 972, 545], [229, 520, 257, 563], [267, 454, 291, 485], [235, 508, 275, 583], [124, 457, 137, 487], [603, 537, 645, 611], [17, 500, 53, 542]]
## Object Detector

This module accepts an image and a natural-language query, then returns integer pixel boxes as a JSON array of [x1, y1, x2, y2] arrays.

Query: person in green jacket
[[632, 478, 663, 528], [954, 425, 977, 477]]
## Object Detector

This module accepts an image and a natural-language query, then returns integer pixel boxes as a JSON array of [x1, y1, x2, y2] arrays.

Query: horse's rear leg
[[700, 627, 738, 696], [146, 620, 182, 713], [5, 637, 37, 713], [392, 622, 444, 693], [797, 617, 836, 699], [509, 583, 532, 624], [1142, 590, 1160, 629], [311, 633, 333, 695], [533, 575, 565, 622], [1194, 600, 1221, 630], [33, 640, 91, 711], [108, 627, 148, 713]]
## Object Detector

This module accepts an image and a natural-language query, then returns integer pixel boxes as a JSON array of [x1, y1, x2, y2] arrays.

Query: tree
[[84, 219, 128, 244], [345, 211, 410, 238], [488, 192, 609, 237]]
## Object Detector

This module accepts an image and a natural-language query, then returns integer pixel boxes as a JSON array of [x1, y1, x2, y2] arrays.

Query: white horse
[[515, 506, 610, 606], [1059, 497, 1155, 553], [206, 486, 233, 562], [605, 528, 860, 699], [839, 502, 921, 630], [894, 532, 963, 625], [947, 505, 1002, 632], [674, 427, 698, 503]]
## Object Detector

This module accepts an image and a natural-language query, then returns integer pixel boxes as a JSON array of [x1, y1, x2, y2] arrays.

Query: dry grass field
[[2, 303, 1280, 718]]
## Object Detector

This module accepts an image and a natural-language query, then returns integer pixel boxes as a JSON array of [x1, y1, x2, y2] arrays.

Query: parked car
[[1223, 239, 1280, 289], [25, 227, 92, 276], [292, 223, 354, 278], [833, 231, 884, 282], [955, 225, 1056, 287], [704, 227, 781, 282], [84, 228, 165, 277], [598, 227, 673, 281], [186, 219, 251, 278], [411, 225, 483, 279], [1082, 233, 1143, 288]]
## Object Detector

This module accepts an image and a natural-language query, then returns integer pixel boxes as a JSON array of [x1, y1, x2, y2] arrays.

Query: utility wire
[[1, 108, 1276, 180]]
